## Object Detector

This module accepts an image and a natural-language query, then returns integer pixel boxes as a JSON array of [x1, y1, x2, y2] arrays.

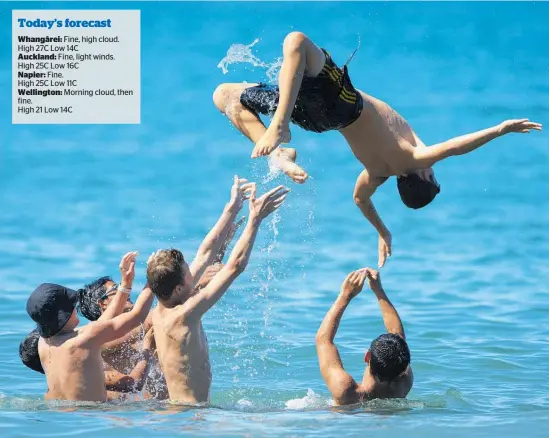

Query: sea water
[[0, 2, 548, 437]]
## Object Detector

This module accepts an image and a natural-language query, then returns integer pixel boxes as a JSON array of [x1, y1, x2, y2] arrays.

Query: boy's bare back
[[151, 306, 212, 403], [39, 328, 108, 401], [27, 252, 154, 402]]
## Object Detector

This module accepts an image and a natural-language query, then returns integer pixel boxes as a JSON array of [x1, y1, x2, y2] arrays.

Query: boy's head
[[146, 249, 194, 303], [77, 276, 133, 321], [26, 283, 80, 338], [364, 333, 410, 383], [397, 172, 440, 209], [19, 329, 44, 374]]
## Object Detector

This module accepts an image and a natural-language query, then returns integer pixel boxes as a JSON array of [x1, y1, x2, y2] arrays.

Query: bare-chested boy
[[146, 182, 289, 403], [213, 32, 542, 267], [69, 216, 246, 400], [19, 325, 155, 401], [316, 268, 412, 405], [26, 252, 154, 401]]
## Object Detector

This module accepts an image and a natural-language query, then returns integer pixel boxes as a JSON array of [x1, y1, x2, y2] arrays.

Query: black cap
[[397, 174, 440, 209], [26, 283, 78, 338], [19, 329, 44, 374]]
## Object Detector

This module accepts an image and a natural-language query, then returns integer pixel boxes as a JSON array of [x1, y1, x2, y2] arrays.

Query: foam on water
[[285, 389, 333, 410]]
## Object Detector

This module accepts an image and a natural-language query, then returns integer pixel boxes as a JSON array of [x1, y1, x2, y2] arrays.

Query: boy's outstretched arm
[[316, 269, 368, 405], [190, 176, 253, 282], [97, 252, 138, 323], [413, 119, 542, 168], [101, 311, 153, 353], [364, 269, 405, 338], [213, 216, 246, 264], [365, 268, 413, 389], [80, 254, 154, 348], [353, 170, 391, 268], [181, 184, 289, 319]]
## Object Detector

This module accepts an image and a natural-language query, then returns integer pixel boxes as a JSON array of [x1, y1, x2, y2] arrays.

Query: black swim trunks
[[240, 49, 363, 133]]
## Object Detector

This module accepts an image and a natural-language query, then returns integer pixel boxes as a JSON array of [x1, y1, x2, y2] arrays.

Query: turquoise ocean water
[[1, 2, 548, 437]]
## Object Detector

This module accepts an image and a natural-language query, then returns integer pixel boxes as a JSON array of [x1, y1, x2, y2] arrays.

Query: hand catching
[[249, 184, 290, 220], [230, 175, 255, 211], [364, 268, 383, 292], [341, 268, 368, 299], [119, 251, 138, 287]]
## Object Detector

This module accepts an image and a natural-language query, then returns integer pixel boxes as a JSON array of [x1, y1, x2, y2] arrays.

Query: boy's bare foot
[[251, 123, 291, 158], [269, 147, 308, 184]]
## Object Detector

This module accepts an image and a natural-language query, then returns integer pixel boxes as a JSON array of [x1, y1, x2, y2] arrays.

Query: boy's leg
[[252, 32, 326, 158], [213, 82, 308, 184]]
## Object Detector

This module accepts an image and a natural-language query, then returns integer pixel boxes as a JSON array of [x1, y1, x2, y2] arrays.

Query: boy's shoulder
[[151, 304, 194, 334]]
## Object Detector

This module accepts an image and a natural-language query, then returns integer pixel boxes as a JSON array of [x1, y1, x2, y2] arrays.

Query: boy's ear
[[364, 350, 371, 363]]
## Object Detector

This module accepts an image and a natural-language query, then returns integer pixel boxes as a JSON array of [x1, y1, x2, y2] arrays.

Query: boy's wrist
[[337, 292, 353, 303], [372, 286, 387, 297], [247, 213, 262, 226], [118, 283, 132, 293]]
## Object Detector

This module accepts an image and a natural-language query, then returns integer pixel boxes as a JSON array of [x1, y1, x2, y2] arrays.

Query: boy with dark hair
[[316, 268, 412, 405]]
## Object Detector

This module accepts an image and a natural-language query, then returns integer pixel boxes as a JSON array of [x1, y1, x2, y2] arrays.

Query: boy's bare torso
[[151, 306, 212, 403], [340, 91, 423, 177], [38, 329, 107, 402]]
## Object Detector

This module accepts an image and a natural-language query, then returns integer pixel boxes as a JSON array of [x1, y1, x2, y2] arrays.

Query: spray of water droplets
[[217, 38, 268, 75], [217, 39, 282, 85]]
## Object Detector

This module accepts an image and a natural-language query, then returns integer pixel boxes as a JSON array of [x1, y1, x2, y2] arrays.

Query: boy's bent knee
[[353, 194, 364, 207], [213, 83, 239, 113], [283, 31, 309, 52]]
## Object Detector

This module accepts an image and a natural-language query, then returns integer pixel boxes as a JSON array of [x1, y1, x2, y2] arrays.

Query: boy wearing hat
[[26, 252, 154, 402], [19, 326, 156, 401]]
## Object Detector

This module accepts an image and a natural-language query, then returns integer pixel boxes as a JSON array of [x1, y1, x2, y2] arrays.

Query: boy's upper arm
[[79, 312, 137, 348], [316, 341, 359, 405], [179, 263, 240, 320]]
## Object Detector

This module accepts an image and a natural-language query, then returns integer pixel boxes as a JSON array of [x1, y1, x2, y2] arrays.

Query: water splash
[[285, 389, 333, 410], [265, 57, 283, 84], [217, 38, 268, 74], [217, 39, 281, 85]]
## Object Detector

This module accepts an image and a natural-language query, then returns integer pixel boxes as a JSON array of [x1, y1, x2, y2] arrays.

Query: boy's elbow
[[228, 257, 247, 275], [315, 331, 330, 346]]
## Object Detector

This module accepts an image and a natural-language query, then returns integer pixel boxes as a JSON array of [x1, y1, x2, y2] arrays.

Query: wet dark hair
[[397, 174, 440, 209], [147, 249, 186, 301], [369, 333, 411, 382], [19, 329, 44, 374], [77, 276, 112, 321]]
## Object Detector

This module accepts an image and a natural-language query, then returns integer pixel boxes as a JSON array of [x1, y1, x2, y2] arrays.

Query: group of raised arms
[[21, 31, 541, 405]]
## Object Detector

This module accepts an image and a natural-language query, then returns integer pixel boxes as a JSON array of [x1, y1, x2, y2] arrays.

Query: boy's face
[[99, 280, 134, 313], [67, 308, 80, 330], [178, 262, 195, 298]]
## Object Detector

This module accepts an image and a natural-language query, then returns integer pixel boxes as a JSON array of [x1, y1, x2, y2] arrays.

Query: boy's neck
[[160, 289, 198, 309], [56, 325, 77, 336], [159, 295, 183, 309]]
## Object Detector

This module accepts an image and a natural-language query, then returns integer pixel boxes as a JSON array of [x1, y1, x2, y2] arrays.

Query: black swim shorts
[[240, 49, 363, 133]]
